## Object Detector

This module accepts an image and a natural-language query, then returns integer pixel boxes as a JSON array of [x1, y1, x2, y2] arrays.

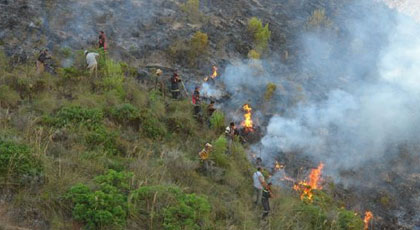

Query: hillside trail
[[0, 203, 31, 230]]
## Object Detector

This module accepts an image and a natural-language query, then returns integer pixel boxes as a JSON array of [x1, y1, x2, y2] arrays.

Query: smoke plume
[[221, 0, 420, 183]]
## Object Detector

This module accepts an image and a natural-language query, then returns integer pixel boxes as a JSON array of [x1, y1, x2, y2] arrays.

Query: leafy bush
[[0, 140, 42, 184], [166, 101, 198, 135], [264, 83, 277, 101], [306, 8, 333, 30], [129, 185, 211, 230], [140, 109, 167, 139], [0, 49, 8, 72], [247, 49, 261, 59], [188, 31, 209, 65], [0, 85, 20, 108], [51, 106, 104, 129], [209, 111, 225, 132], [181, 0, 201, 23], [57, 67, 85, 79], [85, 127, 119, 155], [66, 170, 133, 230], [110, 103, 140, 125], [100, 59, 126, 99], [247, 17, 271, 52], [211, 136, 230, 168], [338, 209, 364, 230]]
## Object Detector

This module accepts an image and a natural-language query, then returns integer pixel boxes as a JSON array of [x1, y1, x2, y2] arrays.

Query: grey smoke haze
[[221, 0, 420, 183]]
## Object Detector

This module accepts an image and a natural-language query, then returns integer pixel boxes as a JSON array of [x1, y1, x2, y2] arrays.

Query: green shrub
[[51, 106, 104, 129], [66, 170, 133, 230], [57, 67, 85, 79], [209, 111, 225, 132], [264, 83, 277, 101], [338, 209, 364, 230], [140, 109, 167, 139], [306, 8, 333, 30], [59, 47, 73, 58], [188, 31, 209, 65], [0, 49, 7, 72], [85, 127, 119, 155], [0, 140, 42, 184], [181, 0, 201, 23], [247, 49, 261, 59], [110, 103, 140, 125], [298, 203, 328, 229], [129, 185, 211, 230], [211, 136, 230, 168], [0, 85, 20, 108], [166, 101, 198, 135], [247, 17, 271, 53]]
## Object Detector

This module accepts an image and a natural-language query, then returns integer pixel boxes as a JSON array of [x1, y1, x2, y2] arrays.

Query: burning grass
[[294, 163, 325, 202]]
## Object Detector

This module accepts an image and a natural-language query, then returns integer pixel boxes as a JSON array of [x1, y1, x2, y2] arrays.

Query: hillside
[[1, 0, 420, 229], [0, 52, 365, 229]]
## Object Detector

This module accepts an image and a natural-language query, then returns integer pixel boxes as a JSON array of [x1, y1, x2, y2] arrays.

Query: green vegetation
[[188, 31, 209, 65], [168, 31, 209, 67], [271, 190, 364, 230], [248, 49, 261, 59], [0, 140, 43, 185], [129, 185, 211, 230], [209, 110, 225, 132], [0, 51, 363, 230], [306, 8, 333, 30], [181, 0, 202, 23], [248, 17, 272, 54], [66, 170, 132, 229], [264, 82, 277, 101]]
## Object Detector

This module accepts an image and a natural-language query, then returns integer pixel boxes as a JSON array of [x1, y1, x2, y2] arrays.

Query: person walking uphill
[[253, 167, 266, 206], [199, 143, 213, 174], [225, 122, 238, 154], [37, 49, 51, 74], [192, 86, 201, 117], [171, 72, 181, 99], [98, 31, 107, 51], [85, 50, 99, 77]]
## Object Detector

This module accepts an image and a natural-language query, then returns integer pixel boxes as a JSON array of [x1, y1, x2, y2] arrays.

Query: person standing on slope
[[253, 167, 266, 206], [85, 50, 99, 77]]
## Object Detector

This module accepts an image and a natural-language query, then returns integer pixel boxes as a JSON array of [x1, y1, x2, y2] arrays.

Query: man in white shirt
[[85, 50, 99, 77], [253, 167, 266, 206]]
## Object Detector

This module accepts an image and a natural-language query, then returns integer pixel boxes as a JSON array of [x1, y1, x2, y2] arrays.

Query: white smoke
[[259, 2, 420, 179], [201, 82, 224, 99]]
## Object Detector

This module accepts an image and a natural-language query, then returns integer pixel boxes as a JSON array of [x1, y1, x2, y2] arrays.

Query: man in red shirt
[[98, 31, 107, 51]]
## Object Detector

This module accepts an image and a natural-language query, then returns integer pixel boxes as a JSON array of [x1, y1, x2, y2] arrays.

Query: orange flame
[[275, 161, 283, 171], [204, 66, 218, 82], [241, 104, 254, 132], [364, 211, 373, 230], [293, 163, 324, 202]]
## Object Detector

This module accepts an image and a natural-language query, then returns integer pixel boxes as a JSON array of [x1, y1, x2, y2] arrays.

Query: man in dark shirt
[[171, 72, 181, 99], [37, 49, 51, 74], [207, 101, 216, 117], [262, 182, 273, 220], [192, 86, 201, 116]]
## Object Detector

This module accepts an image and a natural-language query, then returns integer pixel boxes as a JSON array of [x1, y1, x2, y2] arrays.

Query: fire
[[293, 163, 324, 202], [364, 211, 373, 230], [275, 161, 283, 171], [241, 104, 254, 132], [204, 66, 218, 82]]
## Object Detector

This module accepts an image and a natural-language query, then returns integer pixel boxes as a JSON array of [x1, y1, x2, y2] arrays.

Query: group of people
[[36, 31, 274, 220], [36, 31, 107, 76]]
